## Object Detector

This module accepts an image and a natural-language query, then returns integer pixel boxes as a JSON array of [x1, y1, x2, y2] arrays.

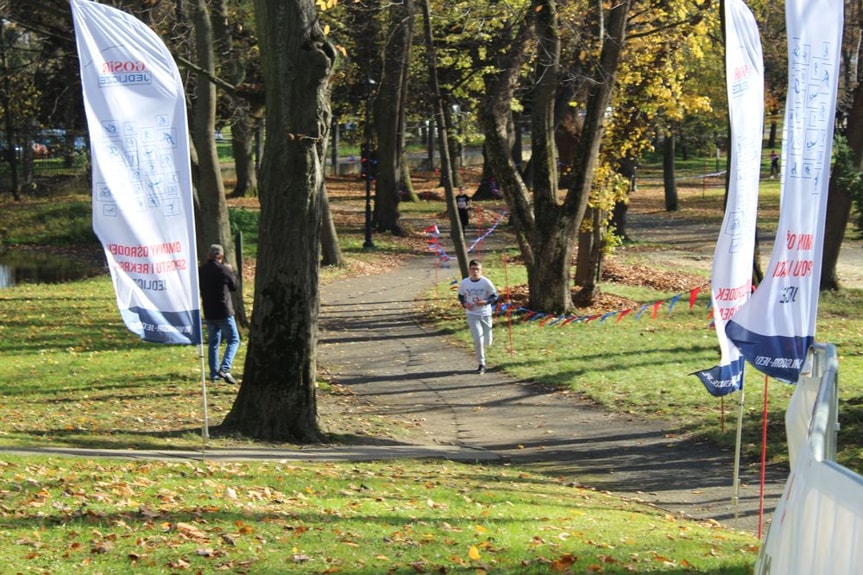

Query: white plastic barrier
[[755, 343, 863, 575]]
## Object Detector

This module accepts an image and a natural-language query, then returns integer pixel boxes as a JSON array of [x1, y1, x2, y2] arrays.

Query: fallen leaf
[[550, 553, 577, 571], [91, 541, 112, 554], [176, 522, 208, 540]]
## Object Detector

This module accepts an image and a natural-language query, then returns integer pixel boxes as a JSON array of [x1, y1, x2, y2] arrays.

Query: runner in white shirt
[[457, 260, 498, 375]]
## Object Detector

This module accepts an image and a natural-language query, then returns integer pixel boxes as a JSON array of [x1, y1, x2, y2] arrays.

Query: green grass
[[0, 191, 97, 247], [2, 155, 861, 572], [0, 277, 217, 450], [0, 455, 759, 574]]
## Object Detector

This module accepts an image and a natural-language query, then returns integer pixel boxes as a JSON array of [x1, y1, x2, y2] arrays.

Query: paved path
[[14, 206, 857, 537], [316, 234, 786, 536]]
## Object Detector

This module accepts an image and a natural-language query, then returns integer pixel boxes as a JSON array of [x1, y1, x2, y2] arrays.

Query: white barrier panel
[[756, 344, 863, 574], [756, 452, 863, 574]]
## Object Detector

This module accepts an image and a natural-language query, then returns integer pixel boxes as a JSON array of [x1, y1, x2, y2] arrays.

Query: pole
[[363, 79, 375, 249], [330, 115, 339, 176], [732, 388, 745, 527], [758, 374, 769, 539], [504, 254, 514, 356], [198, 343, 209, 461]]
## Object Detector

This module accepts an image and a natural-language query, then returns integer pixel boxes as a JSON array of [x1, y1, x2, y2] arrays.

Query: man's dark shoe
[[218, 370, 238, 384], [476, 365, 486, 375]]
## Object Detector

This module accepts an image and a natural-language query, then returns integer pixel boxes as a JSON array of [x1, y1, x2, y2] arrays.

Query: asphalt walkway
[[312, 225, 786, 536]]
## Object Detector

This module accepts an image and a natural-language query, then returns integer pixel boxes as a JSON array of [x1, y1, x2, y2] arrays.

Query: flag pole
[[732, 386, 745, 526], [758, 373, 770, 539], [503, 254, 514, 356], [198, 342, 209, 460]]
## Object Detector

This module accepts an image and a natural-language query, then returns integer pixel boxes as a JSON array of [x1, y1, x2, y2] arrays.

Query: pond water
[[0, 251, 104, 289]]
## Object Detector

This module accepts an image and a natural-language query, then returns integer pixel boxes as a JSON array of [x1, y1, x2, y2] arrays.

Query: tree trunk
[[229, 109, 259, 197], [421, 0, 469, 278], [574, 207, 605, 297], [320, 184, 344, 266], [372, 0, 414, 234], [189, 0, 245, 327], [399, 158, 417, 201], [822, 82, 863, 290], [478, 14, 536, 267], [526, 0, 572, 313], [445, 103, 464, 189], [190, 0, 231, 257], [662, 131, 679, 211], [211, 0, 259, 199], [320, 117, 343, 266], [473, 144, 501, 200], [221, 0, 335, 442], [560, 0, 630, 308]]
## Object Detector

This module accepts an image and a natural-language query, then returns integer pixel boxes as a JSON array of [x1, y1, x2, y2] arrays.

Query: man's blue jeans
[[206, 316, 240, 380]]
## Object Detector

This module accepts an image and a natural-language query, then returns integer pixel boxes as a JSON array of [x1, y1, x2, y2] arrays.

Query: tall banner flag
[[726, 0, 842, 383], [72, 0, 201, 345], [693, 0, 763, 396]]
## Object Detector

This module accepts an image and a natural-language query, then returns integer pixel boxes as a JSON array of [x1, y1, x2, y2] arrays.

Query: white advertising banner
[[693, 0, 763, 396], [71, 0, 201, 345], [726, 0, 842, 382]]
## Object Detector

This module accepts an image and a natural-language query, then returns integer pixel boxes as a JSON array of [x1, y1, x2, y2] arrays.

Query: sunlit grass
[[0, 455, 759, 574]]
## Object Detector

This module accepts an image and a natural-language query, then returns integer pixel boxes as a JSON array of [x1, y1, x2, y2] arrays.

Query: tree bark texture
[[478, 14, 536, 267], [190, 0, 247, 326], [373, 0, 415, 233], [222, 0, 335, 442], [190, 0, 231, 262], [320, 183, 344, 266], [822, 81, 863, 290], [527, 0, 573, 313], [229, 108, 259, 197]]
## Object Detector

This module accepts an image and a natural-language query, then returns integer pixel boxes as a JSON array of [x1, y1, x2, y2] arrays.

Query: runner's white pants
[[466, 314, 493, 366]]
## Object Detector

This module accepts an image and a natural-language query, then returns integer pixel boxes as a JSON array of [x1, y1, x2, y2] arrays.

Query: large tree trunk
[[221, 0, 335, 442], [373, 0, 414, 233], [540, 0, 630, 311], [822, 82, 863, 290], [526, 0, 571, 313], [480, 0, 629, 313]]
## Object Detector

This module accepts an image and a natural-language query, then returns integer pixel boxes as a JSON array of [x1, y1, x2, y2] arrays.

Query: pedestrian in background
[[458, 259, 498, 375], [770, 150, 779, 179], [199, 244, 240, 384], [456, 188, 471, 234]]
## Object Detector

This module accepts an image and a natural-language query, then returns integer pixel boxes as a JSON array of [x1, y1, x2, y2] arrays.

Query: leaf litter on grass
[[0, 456, 758, 574]]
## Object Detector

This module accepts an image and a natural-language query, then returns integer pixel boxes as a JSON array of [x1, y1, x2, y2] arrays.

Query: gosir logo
[[98, 59, 151, 87]]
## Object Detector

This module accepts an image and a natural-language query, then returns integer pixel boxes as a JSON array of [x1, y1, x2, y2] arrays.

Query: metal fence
[[755, 343, 863, 575]]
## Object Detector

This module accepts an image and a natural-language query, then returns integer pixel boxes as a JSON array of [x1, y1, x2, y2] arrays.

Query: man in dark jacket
[[199, 244, 240, 384]]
